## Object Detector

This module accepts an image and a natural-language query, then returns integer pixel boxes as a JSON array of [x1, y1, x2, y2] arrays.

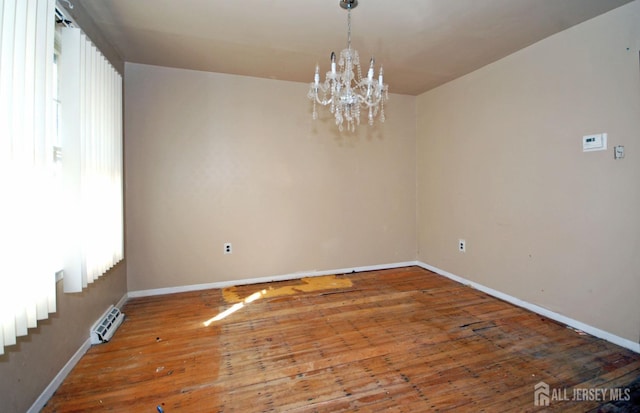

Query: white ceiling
[[70, 0, 633, 96]]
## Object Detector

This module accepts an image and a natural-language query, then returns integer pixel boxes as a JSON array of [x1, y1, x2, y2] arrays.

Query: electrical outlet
[[458, 239, 466, 253], [224, 243, 232, 254]]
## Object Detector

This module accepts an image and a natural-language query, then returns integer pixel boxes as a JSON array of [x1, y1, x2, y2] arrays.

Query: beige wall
[[0, 263, 127, 413], [417, 1, 640, 343], [124, 64, 417, 291]]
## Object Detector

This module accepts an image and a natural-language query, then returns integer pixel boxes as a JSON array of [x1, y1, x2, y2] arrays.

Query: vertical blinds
[[0, 0, 57, 355], [60, 27, 124, 293], [0, 1, 124, 355]]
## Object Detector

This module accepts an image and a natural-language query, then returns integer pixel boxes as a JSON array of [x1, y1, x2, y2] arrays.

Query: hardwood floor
[[42, 267, 640, 412]]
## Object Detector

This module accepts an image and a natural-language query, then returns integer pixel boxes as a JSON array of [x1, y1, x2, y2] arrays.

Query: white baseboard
[[27, 337, 92, 413], [127, 261, 418, 298], [30, 292, 131, 413], [416, 261, 640, 354]]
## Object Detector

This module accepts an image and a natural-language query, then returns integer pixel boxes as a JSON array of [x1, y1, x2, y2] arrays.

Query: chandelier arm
[[315, 95, 333, 106], [356, 94, 383, 108], [309, 85, 334, 105]]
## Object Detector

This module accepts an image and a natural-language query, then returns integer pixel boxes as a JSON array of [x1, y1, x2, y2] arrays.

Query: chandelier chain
[[347, 9, 352, 50]]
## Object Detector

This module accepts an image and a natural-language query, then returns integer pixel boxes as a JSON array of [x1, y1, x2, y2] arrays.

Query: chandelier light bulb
[[331, 52, 337, 75]]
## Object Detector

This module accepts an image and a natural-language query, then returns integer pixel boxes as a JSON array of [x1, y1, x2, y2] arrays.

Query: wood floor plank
[[42, 266, 639, 412]]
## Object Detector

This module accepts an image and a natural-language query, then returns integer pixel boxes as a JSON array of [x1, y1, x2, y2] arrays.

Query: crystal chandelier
[[307, 0, 389, 132]]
